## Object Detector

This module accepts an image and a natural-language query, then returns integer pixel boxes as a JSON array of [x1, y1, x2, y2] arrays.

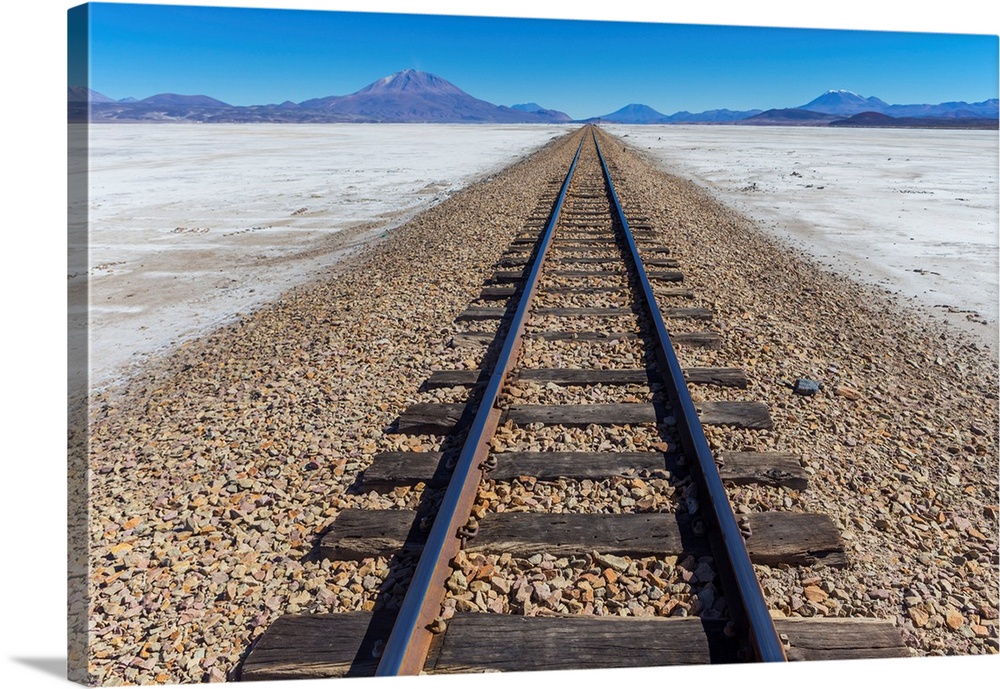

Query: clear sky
[[74, 1, 999, 119]]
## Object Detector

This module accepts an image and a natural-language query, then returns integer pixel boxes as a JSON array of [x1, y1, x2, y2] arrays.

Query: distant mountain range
[[69, 70, 998, 129], [590, 89, 997, 127]]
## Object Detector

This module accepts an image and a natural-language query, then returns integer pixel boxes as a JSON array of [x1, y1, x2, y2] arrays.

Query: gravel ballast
[[80, 127, 997, 685]]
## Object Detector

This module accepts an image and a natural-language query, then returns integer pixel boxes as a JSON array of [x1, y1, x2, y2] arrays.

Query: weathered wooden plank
[[396, 403, 468, 435], [505, 403, 658, 426], [661, 307, 713, 320], [490, 270, 526, 282], [773, 618, 910, 660], [553, 256, 623, 264], [716, 451, 807, 490], [320, 509, 844, 566], [647, 270, 684, 282], [506, 402, 771, 430], [478, 285, 517, 300], [549, 269, 626, 277], [696, 401, 773, 430], [488, 451, 668, 481], [538, 286, 627, 295], [644, 258, 681, 268], [424, 369, 480, 388], [670, 331, 722, 348], [469, 512, 690, 557], [498, 256, 531, 267], [449, 331, 495, 347], [240, 612, 907, 680], [362, 451, 448, 488], [516, 366, 746, 388], [518, 368, 649, 385], [430, 614, 726, 672], [743, 511, 848, 567], [653, 287, 694, 298], [550, 241, 619, 249], [319, 509, 424, 560], [683, 367, 748, 388], [239, 611, 392, 680], [456, 308, 507, 321], [362, 450, 802, 489]]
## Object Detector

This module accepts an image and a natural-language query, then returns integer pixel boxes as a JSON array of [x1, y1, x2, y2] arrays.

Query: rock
[[908, 608, 930, 627], [804, 585, 829, 603], [945, 609, 965, 630], [793, 378, 821, 396], [593, 552, 629, 571], [834, 385, 862, 400]]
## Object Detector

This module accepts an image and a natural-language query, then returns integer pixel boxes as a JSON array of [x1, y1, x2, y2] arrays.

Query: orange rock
[[835, 385, 862, 400], [109, 542, 134, 556], [804, 585, 829, 603], [908, 608, 929, 627], [945, 609, 965, 630]]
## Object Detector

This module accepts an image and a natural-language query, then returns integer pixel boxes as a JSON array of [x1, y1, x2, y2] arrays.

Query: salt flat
[[76, 123, 572, 388], [606, 125, 999, 351]]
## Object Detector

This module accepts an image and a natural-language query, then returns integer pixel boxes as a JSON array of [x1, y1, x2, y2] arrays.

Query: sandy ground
[[74, 123, 573, 390], [604, 125, 999, 352]]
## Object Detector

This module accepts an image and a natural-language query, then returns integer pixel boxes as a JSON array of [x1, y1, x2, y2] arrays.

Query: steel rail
[[375, 130, 588, 676], [591, 129, 787, 663]]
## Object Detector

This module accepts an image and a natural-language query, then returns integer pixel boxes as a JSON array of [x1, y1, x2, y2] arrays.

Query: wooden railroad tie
[[240, 613, 907, 680], [395, 401, 772, 435], [317, 508, 847, 567], [449, 330, 722, 348], [422, 366, 747, 393], [455, 306, 712, 321]]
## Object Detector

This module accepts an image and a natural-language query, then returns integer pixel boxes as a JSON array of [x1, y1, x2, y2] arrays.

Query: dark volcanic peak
[[799, 89, 890, 115], [664, 108, 763, 123], [511, 102, 546, 112], [595, 103, 669, 124], [297, 69, 566, 123], [741, 108, 841, 126], [354, 69, 465, 96], [68, 85, 116, 103], [510, 102, 573, 122], [139, 93, 231, 108], [830, 111, 999, 130]]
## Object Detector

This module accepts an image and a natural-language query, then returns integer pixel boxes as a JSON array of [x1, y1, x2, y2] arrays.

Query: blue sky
[[75, 2, 999, 119]]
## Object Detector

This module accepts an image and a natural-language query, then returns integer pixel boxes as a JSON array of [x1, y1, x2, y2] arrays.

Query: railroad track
[[239, 125, 907, 679]]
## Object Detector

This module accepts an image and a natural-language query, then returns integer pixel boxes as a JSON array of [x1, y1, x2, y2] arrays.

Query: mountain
[[796, 90, 998, 120], [72, 70, 573, 123], [591, 103, 670, 124], [67, 86, 116, 103], [799, 90, 890, 115], [296, 69, 565, 123], [882, 98, 999, 119], [663, 108, 763, 123], [138, 93, 231, 108], [740, 108, 841, 126], [68, 74, 998, 128], [511, 102, 572, 122], [830, 111, 998, 130]]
